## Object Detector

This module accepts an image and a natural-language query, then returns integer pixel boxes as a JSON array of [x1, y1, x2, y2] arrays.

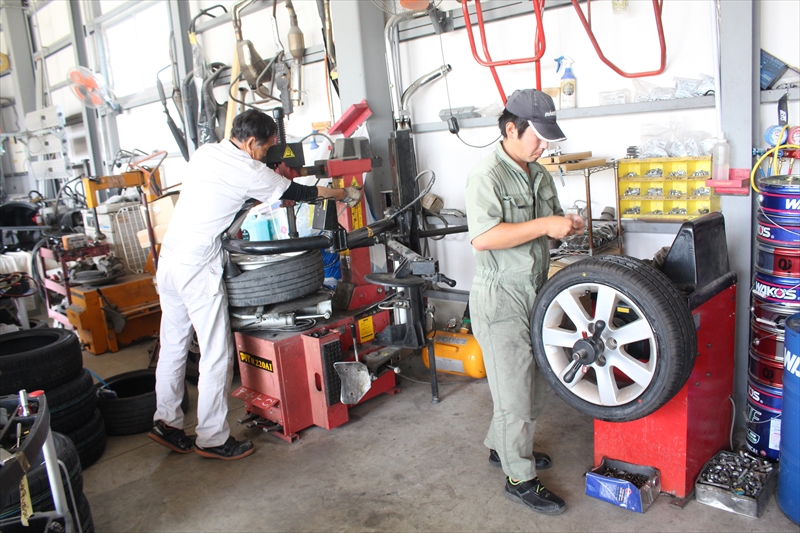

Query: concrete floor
[[81, 342, 798, 533]]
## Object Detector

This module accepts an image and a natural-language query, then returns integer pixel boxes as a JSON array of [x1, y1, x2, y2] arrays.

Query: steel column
[[167, 0, 194, 157], [717, 0, 756, 428], [67, 0, 103, 177], [329, 1, 394, 217], [1, 0, 35, 127]]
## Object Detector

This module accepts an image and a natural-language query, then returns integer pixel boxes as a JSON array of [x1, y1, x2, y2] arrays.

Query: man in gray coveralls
[[465, 89, 585, 515]]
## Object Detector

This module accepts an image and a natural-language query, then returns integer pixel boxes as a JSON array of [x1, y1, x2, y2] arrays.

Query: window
[[31, 1, 70, 50], [103, 2, 170, 98]]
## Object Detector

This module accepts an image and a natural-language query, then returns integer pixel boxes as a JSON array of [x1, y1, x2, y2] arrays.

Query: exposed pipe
[[400, 64, 452, 115], [231, 0, 254, 42], [385, 12, 427, 127]]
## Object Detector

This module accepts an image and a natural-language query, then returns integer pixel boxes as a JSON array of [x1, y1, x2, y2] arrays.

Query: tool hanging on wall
[[187, 4, 228, 147], [156, 66, 189, 161], [285, 0, 306, 109], [316, 0, 339, 97], [201, 63, 230, 144], [227, 0, 303, 117]]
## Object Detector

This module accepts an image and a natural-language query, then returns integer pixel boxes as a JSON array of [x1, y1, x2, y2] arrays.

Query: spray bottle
[[555, 56, 577, 109]]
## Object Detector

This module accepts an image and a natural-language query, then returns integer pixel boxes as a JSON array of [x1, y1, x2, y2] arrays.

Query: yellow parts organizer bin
[[619, 157, 719, 221]]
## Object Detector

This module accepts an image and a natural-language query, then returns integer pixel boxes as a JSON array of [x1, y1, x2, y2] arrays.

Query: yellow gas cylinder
[[421, 330, 485, 379]]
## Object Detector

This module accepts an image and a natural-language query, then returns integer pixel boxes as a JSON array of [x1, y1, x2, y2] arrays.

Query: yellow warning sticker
[[283, 145, 296, 158], [358, 316, 375, 343], [350, 202, 363, 230]]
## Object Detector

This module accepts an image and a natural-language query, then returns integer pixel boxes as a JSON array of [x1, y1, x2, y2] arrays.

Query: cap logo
[[544, 111, 556, 117]]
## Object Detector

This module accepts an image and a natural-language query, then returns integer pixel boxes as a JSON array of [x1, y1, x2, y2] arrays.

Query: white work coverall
[[154, 140, 290, 448]]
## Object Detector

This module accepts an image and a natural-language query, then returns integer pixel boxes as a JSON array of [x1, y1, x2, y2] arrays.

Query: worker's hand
[[342, 186, 363, 208], [544, 216, 579, 239], [564, 213, 586, 235]]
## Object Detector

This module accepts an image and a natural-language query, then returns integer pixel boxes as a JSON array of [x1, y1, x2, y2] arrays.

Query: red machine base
[[232, 312, 397, 442], [593, 284, 737, 499]]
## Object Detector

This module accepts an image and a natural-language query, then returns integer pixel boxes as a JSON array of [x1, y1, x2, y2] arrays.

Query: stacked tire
[[0, 328, 107, 468], [0, 432, 95, 532]]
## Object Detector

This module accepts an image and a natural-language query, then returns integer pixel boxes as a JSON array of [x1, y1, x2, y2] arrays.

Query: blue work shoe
[[505, 477, 566, 515], [489, 449, 552, 470], [195, 436, 255, 460], [148, 420, 195, 453]]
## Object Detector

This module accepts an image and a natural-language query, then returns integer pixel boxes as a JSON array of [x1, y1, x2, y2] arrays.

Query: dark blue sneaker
[[505, 477, 566, 515]]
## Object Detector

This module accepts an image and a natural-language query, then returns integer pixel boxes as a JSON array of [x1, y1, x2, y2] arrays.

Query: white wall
[[401, 0, 719, 289]]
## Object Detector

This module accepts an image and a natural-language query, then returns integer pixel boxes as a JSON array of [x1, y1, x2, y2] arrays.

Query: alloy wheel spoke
[[554, 290, 590, 331], [612, 318, 654, 346], [609, 351, 654, 387], [595, 364, 620, 405], [542, 327, 581, 348], [593, 285, 618, 324]]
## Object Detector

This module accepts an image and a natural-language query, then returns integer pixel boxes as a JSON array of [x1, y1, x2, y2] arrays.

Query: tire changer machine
[[223, 134, 467, 442]]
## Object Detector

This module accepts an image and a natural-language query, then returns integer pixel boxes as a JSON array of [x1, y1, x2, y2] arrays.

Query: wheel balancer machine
[[593, 213, 737, 500]]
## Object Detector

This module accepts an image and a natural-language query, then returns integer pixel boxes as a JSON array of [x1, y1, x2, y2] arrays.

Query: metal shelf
[[760, 87, 800, 103], [412, 97, 716, 134]]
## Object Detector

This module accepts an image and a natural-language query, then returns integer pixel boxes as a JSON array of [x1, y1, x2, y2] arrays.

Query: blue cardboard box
[[585, 458, 661, 513]]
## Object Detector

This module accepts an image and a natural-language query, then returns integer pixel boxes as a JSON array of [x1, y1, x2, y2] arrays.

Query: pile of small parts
[[601, 467, 651, 489], [697, 450, 773, 498]]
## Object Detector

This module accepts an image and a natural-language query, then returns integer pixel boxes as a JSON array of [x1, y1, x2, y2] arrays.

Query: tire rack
[[37, 242, 109, 327]]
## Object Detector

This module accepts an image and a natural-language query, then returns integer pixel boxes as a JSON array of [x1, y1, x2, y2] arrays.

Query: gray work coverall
[[465, 141, 563, 482]]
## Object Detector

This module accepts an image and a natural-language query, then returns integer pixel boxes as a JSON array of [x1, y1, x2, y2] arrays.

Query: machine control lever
[[349, 323, 360, 363]]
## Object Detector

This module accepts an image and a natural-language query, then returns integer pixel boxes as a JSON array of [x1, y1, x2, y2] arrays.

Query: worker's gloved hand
[[342, 186, 363, 208]]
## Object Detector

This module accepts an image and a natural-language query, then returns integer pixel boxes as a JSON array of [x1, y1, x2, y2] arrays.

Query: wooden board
[[541, 151, 593, 164], [543, 157, 608, 171]]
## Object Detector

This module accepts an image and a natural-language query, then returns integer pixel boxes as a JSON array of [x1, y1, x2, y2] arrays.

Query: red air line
[[571, 0, 667, 78], [462, 0, 667, 104], [462, 0, 546, 104]]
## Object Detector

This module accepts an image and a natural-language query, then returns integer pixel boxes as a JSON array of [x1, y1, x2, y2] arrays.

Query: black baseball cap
[[505, 89, 566, 142]]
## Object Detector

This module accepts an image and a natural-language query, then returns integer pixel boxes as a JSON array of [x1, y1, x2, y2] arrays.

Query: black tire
[[0, 328, 83, 395], [531, 258, 696, 422], [48, 368, 98, 434], [0, 432, 83, 520], [65, 408, 107, 469], [597, 255, 698, 386], [96, 368, 189, 436], [76, 493, 94, 533], [225, 251, 324, 307]]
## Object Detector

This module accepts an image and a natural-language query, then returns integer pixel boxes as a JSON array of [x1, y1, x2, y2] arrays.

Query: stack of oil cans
[[751, 174, 800, 459]]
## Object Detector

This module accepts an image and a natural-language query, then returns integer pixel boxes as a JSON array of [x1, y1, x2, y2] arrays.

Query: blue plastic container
[[779, 316, 800, 525]]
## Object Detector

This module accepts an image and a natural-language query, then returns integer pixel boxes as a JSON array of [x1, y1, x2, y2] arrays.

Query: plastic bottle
[[555, 56, 577, 109], [711, 134, 730, 181]]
